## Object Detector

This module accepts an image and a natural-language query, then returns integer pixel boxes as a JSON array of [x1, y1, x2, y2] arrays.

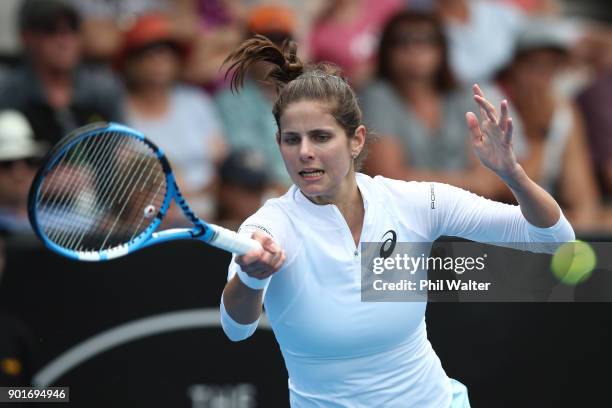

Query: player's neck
[[338, 175, 361, 211], [339, 181, 365, 247], [327, 175, 365, 246]]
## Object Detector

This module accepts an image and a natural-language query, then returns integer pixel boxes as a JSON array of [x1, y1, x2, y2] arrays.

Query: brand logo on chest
[[379, 230, 397, 258]]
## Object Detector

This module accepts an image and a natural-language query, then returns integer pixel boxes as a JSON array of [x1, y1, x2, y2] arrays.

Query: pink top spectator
[[309, 0, 404, 86]]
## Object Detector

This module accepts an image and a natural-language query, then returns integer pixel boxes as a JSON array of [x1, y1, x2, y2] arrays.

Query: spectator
[[0, 110, 47, 234], [117, 13, 227, 221], [0, 0, 123, 146], [435, 0, 525, 85], [216, 149, 272, 230], [577, 72, 612, 201], [215, 5, 297, 190], [360, 10, 519, 198], [574, 22, 612, 200], [496, 20, 612, 232], [308, 0, 405, 89]]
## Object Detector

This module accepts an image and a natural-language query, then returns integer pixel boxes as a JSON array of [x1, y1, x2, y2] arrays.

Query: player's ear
[[350, 125, 366, 157]]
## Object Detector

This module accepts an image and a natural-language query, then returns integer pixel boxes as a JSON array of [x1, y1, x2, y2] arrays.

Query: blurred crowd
[[1, 0, 612, 240]]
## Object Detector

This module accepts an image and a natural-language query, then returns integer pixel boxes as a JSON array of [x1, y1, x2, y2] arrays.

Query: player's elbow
[[220, 315, 258, 342], [562, 224, 576, 243], [552, 211, 576, 243], [222, 326, 254, 342], [524, 210, 576, 254]]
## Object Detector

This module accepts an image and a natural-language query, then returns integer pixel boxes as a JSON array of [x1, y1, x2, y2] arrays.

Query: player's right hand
[[467, 83, 521, 182], [235, 231, 286, 280]]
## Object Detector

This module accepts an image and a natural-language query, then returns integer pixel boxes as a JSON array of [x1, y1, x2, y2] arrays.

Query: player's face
[[278, 100, 360, 204]]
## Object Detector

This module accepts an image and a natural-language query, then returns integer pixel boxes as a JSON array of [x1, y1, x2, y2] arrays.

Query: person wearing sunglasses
[[0, 110, 47, 234], [0, 0, 123, 147]]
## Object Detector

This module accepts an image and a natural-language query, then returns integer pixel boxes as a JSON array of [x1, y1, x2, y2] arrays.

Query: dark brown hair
[[223, 35, 368, 169], [377, 11, 456, 92]]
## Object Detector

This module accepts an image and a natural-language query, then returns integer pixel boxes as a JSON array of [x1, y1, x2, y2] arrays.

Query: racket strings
[[62, 133, 137, 250], [92, 138, 166, 249], [54, 135, 163, 251], [41, 133, 114, 246], [71, 133, 146, 248], [36, 132, 167, 252], [98, 139, 164, 249], [39, 131, 123, 249], [86, 135, 166, 250], [127, 170, 166, 244], [52, 133, 123, 248], [62, 132, 129, 249]]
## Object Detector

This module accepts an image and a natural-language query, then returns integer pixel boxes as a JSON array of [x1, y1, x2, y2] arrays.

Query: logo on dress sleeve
[[430, 184, 436, 209], [239, 223, 274, 238]]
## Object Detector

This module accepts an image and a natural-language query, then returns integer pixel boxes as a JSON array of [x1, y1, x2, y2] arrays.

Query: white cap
[[0, 110, 47, 161], [515, 18, 570, 55]]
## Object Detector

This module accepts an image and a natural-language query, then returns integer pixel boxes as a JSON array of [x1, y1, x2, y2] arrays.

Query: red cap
[[114, 13, 186, 70]]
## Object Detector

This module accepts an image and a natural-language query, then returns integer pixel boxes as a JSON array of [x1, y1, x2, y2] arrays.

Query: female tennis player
[[219, 36, 575, 407]]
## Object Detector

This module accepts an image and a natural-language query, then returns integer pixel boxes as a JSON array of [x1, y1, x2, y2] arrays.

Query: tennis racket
[[27, 122, 261, 261]]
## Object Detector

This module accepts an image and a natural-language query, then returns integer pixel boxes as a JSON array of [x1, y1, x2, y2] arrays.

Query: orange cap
[[247, 5, 295, 35]]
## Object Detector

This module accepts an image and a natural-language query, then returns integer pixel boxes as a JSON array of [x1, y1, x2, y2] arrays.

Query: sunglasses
[[391, 32, 440, 47], [128, 41, 181, 60], [31, 18, 80, 35]]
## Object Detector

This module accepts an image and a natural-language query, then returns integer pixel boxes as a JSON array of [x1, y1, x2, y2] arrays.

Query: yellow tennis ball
[[551, 241, 596, 285]]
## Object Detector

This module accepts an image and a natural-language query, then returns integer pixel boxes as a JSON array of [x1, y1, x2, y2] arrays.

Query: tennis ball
[[551, 241, 596, 285]]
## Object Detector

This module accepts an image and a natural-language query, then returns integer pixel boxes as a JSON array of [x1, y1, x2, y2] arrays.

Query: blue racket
[[28, 122, 261, 261]]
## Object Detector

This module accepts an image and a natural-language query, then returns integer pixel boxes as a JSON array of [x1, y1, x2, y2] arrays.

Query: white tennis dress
[[220, 173, 575, 407]]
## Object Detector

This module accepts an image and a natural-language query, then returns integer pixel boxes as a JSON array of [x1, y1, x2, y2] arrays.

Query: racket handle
[[209, 224, 263, 255]]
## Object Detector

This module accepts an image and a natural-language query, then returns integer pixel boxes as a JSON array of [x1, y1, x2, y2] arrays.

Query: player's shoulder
[[251, 194, 290, 221], [367, 174, 432, 197], [238, 187, 296, 239], [366, 175, 462, 210]]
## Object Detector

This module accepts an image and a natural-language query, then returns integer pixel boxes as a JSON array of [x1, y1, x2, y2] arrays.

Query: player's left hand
[[466, 84, 521, 182]]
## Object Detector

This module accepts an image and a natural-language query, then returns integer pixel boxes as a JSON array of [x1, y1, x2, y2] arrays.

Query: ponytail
[[223, 35, 304, 93]]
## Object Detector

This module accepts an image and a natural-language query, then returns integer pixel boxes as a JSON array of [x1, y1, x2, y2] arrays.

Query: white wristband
[[236, 267, 271, 290]]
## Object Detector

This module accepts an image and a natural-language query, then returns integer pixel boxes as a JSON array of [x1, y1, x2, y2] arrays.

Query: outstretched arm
[[466, 84, 561, 228]]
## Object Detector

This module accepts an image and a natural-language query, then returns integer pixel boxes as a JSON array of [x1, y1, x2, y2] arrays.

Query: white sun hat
[[0, 110, 48, 161]]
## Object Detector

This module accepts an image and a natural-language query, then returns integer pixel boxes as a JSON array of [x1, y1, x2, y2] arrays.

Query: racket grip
[[209, 224, 263, 255]]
